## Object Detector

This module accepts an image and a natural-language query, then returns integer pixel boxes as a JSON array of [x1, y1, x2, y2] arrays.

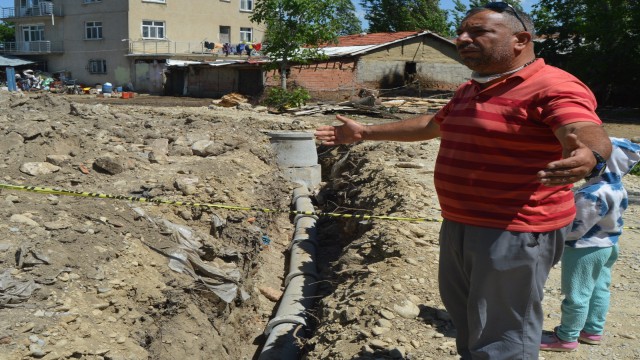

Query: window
[[219, 26, 230, 43], [22, 0, 44, 8], [88, 59, 107, 74], [240, 0, 253, 11], [22, 24, 44, 42], [240, 27, 252, 43], [21, 0, 43, 7], [142, 21, 165, 39], [85, 21, 103, 39]]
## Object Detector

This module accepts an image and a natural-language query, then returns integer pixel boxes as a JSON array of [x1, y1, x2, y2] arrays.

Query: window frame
[[88, 59, 107, 74], [21, 0, 44, 7], [22, 24, 45, 42], [240, 27, 252, 43], [85, 21, 103, 40], [142, 0, 167, 3], [240, 0, 253, 11], [141, 20, 166, 39], [219, 26, 231, 43]]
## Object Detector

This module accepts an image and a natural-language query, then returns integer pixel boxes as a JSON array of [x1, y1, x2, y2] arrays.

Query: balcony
[[128, 40, 217, 57], [0, 41, 64, 55], [127, 40, 261, 59], [1, 3, 64, 20]]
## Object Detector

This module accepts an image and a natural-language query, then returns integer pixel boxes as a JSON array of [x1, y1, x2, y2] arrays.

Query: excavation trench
[[300, 139, 446, 359]]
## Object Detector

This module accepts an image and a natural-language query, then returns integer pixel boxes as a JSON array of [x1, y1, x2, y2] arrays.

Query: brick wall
[[263, 40, 470, 101], [265, 59, 360, 101]]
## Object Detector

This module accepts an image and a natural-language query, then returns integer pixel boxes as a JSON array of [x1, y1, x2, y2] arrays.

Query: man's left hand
[[537, 133, 596, 186]]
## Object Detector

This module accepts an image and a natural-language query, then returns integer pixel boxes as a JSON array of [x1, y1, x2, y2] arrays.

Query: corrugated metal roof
[[166, 59, 202, 66], [166, 58, 268, 67], [320, 45, 376, 56], [0, 55, 35, 67]]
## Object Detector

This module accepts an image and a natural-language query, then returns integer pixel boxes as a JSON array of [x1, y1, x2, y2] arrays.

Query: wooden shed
[[164, 59, 265, 98]]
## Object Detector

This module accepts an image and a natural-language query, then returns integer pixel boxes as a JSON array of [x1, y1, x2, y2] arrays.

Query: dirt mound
[[1, 91, 639, 360], [0, 91, 313, 359]]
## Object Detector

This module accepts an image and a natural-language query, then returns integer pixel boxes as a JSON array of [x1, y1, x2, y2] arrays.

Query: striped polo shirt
[[432, 58, 602, 232]]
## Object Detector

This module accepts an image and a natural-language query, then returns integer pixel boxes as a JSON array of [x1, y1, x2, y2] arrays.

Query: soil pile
[[0, 90, 638, 360], [0, 92, 313, 360]]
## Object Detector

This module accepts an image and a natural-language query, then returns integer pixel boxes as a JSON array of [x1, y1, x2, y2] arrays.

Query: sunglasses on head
[[483, 2, 528, 32]]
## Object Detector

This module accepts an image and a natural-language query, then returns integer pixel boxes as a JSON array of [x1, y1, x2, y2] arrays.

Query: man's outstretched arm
[[315, 114, 440, 146], [537, 123, 611, 186]]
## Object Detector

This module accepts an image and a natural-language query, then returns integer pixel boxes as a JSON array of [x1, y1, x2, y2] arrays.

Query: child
[[540, 137, 640, 352]]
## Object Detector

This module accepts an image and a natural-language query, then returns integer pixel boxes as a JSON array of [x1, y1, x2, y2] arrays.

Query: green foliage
[[532, 0, 640, 106], [449, 0, 524, 33], [336, 0, 363, 35], [0, 21, 15, 42], [263, 87, 311, 111], [360, 0, 450, 36], [251, 0, 359, 89], [631, 163, 640, 176]]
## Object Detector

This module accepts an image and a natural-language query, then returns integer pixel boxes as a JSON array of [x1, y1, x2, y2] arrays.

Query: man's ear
[[514, 32, 533, 50]]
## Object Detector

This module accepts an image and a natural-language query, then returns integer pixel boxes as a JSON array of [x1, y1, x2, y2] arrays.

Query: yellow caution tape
[[0, 183, 441, 223], [1, 183, 639, 230]]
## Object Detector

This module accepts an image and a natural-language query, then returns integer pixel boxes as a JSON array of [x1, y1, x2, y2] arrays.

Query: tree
[[532, 0, 640, 106], [360, 0, 449, 35], [336, 0, 363, 36], [0, 21, 15, 43], [449, 0, 524, 32], [251, 0, 358, 90]]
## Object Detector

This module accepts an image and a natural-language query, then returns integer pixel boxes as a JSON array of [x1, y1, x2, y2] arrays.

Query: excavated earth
[[0, 91, 639, 360]]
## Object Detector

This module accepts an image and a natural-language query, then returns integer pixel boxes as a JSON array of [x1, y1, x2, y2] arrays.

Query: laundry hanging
[[222, 43, 231, 55]]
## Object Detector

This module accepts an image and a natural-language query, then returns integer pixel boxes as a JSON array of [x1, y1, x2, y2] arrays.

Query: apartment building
[[0, 0, 264, 93]]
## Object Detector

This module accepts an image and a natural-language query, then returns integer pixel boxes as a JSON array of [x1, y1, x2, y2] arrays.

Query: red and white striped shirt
[[432, 58, 601, 232]]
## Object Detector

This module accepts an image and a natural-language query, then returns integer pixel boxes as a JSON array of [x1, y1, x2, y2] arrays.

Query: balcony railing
[[0, 39, 255, 56], [127, 40, 261, 57], [0, 41, 64, 54], [128, 40, 216, 56], [1, 3, 64, 19]]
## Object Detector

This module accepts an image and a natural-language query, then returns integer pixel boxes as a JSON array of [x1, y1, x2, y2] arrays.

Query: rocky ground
[[0, 90, 638, 360]]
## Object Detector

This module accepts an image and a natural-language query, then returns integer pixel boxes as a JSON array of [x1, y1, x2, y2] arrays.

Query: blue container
[[103, 82, 113, 93], [116, 86, 122, 93]]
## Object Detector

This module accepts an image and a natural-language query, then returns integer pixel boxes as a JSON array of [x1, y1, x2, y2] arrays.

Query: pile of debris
[[290, 92, 453, 118]]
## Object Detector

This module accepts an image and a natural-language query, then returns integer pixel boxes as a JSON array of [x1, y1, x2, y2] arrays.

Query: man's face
[[456, 10, 518, 75]]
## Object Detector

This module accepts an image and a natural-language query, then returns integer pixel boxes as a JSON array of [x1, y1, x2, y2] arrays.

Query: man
[[315, 2, 611, 359]]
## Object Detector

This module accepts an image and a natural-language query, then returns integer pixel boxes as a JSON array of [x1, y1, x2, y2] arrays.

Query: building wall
[[166, 65, 263, 98], [52, 0, 129, 87], [186, 66, 239, 98], [357, 37, 470, 90], [265, 59, 359, 101], [266, 35, 471, 101], [128, 0, 263, 45], [8, 0, 263, 92]]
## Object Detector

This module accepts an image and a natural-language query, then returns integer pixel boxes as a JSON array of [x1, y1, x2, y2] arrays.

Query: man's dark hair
[[466, 2, 535, 35]]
